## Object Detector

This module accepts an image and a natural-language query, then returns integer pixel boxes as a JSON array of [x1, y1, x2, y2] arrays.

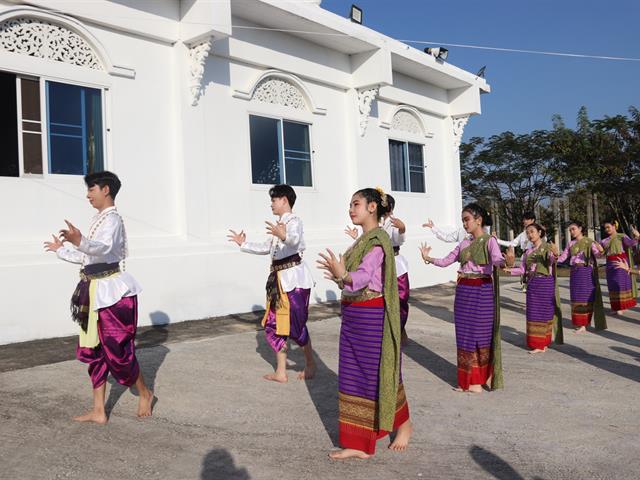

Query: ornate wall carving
[[188, 38, 212, 106], [252, 77, 308, 110], [358, 86, 378, 136], [452, 115, 470, 151], [392, 110, 422, 135]]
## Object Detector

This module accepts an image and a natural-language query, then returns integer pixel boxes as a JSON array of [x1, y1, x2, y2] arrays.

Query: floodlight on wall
[[424, 47, 449, 61], [350, 4, 363, 24]]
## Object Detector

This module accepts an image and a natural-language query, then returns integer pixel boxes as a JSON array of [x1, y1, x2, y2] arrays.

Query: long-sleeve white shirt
[[240, 212, 314, 292], [431, 225, 491, 243], [496, 230, 533, 251], [382, 217, 408, 277], [56, 206, 141, 310]]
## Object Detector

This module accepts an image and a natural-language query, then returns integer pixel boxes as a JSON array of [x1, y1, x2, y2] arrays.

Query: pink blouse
[[557, 239, 601, 266], [344, 246, 384, 293], [431, 236, 505, 274]]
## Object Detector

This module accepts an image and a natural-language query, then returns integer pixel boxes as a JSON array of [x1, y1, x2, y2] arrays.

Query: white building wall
[[0, 1, 483, 344]]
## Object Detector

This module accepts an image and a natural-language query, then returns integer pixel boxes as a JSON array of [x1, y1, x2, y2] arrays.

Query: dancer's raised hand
[[44, 234, 64, 253], [227, 229, 246, 246], [504, 246, 516, 267], [419, 242, 432, 263], [317, 248, 346, 280], [344, 226, 358, 240], [60, 220, 82, 246], [422, 218, 434, 229], [265, 221, 286, 241]]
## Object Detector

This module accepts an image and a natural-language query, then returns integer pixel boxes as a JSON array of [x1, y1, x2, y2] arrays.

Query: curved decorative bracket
[[452, 115, 470, 151], [357, 86, 378, 137], [188, 37, 212, 106]]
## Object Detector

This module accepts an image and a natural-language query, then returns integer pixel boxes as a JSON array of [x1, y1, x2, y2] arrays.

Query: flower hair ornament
[[375, 186, 388, 208]]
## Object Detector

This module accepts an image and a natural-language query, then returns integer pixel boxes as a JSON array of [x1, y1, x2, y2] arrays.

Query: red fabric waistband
[[607, 253, 627, 261], [457, 276, 492, 286], [341, 296, 385, 307]]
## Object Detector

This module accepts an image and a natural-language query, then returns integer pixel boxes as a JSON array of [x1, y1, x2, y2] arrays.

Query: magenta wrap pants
[[398, 273, 410, 332], [264, 288, 311, 353], [76, 295, 140, 389]]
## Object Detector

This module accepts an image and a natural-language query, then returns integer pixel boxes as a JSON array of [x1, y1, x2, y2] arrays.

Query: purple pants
[[264, 288, 311, 353], [398, 273, 410, 332], [76, 296, 140, 389]]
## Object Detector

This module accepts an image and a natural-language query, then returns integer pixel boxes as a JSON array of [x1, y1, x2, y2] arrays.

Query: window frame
[[388, 136, 427, 194], [247, 110, 315, 191], [1, 69, 109, 180]]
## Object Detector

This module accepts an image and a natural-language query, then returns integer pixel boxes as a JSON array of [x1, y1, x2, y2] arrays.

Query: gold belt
[[341, 288, 383, 303], [80, 268, 120, 281]]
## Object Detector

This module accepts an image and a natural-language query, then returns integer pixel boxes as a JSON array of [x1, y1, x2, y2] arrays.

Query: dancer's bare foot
[[73, 409, 108, 425], [574, 326, 586, 334], [137, 390, 154, 418], [297, 363, 316, 380], [468, 384, 483, 394], [528, 348, 547, 355], [263, 373, 288, 383], [328, 449, 371, 460], [389, 420, 412, 451], [615, 310, 625, 315], [453, 387, 466, 392]]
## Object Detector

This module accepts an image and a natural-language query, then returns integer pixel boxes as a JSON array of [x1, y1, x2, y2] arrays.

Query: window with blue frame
[[249, 114, 312, 187], [46, 81, 103, 175]]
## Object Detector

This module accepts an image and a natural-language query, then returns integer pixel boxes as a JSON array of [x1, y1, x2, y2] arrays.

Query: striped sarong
[[454, 277, 494, 390], [338, 297, 409, 454], [525, 275, 555, 349], [606, 254, 637, 311], [569, 265, 596, 326]]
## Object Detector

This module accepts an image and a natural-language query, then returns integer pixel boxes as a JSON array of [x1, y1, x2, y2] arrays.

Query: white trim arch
[[232, 69, 327, 115], [0, 7, 134, 78], [380, 105, 433, 138]]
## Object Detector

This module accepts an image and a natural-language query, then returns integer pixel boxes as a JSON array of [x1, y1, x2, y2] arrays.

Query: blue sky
[[320, 0, 640, 141]]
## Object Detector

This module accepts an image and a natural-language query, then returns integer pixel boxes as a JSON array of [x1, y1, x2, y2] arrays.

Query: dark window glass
[[250, 115, 281, 184], [283, 121, 311, 187], [408, 142, 425, 193], [47, 81, 103, 175], [0, 71, 19, 177], [20, 79, 43, 174], [389, 140, 407, 191]]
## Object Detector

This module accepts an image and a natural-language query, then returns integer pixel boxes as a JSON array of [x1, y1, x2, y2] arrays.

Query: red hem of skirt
[[527, 335, 552, 350], [458, 365, 492, 390], [338, 402, 410, 455], [571, 313, 591, 327], [610, 298, 637, 311]]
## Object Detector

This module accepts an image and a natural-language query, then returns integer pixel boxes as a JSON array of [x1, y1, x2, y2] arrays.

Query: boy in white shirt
[[44, 171, 153, 425], [228, 185, 315, 383]]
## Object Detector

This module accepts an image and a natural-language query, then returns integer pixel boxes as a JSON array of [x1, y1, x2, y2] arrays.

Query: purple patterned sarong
[[264, 288, 311, 353], [525, 275, 555, 349], [76, 295, 140, 389], [398, 273, 410, 332], [569, 265, 595, 326]]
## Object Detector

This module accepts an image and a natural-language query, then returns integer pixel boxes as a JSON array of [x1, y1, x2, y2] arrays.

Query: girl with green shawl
[[557, 221, 606, 333], [600, 219, 638, 313], [317, 188, 411, 460], [420, 203, 512, 393], [504, 223, 564, 353]]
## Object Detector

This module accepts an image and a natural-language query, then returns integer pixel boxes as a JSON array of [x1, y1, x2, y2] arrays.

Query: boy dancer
[[44, 171, 153, 424], [228, 185, 315, 383]]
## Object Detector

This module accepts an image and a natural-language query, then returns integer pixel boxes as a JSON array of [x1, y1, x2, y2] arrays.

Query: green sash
[[491, 266, 504, 390], [458, 234, 491, 266], [343, 227, 400, 432]]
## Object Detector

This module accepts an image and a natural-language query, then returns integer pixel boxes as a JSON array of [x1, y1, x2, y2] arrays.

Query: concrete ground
[[1, 277, 639, 480]]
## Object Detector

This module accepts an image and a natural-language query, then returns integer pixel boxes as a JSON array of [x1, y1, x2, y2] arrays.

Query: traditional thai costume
[[430, 234, 504, 391], [382, 218, 410, 333], [241, 212, 314, 353], [338, 227, 409, 455], [600, 234, 638, 311], [557, 238, 606, 329], [57, 207, 142, 389], [509, 242, 563, 349]]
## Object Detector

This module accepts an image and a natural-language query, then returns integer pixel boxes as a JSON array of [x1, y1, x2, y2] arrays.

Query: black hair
[[353, 188, 389, 220], [462, 202, 493, 227], [84, 171, 121, 199], [386, 194, 396, 213], [523, 211, 536, 221], [269, 184, 296, 208], [526, 222, 546, 239], [568, 220, 585, 234], [602, 218, 618, 229]]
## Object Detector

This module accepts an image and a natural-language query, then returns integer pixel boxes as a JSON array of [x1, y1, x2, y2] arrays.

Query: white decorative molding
[[232, 70, 326, 115], [357, 86, 378, 137], [379, 105, 434, 138], [253, 77, 307, 110], [452, 115, 470, 151], [0, 16, 103, 70], [188, 37, 212, 106]]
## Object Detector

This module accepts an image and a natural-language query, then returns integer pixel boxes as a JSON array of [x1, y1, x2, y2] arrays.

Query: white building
[[0, 0, 489, 344]]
